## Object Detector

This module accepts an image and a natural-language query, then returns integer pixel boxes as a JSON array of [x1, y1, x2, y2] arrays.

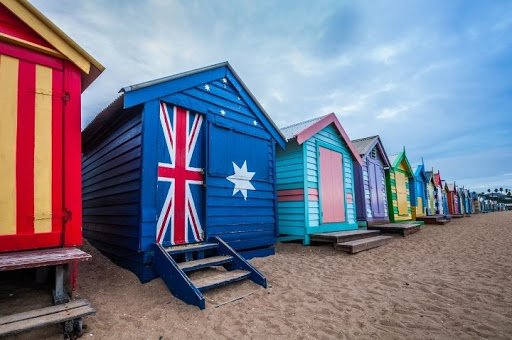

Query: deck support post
[[53, 264, 70, 305]]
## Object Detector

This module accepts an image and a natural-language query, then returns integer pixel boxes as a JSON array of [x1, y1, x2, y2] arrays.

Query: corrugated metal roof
[[118, 61, 285, 144], [280, 114, 328, 140], [351, 135, 379, 156]]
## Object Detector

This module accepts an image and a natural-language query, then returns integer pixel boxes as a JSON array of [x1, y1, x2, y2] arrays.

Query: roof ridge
[[280, 113, 330, 130], [351, 135, 379, 142]]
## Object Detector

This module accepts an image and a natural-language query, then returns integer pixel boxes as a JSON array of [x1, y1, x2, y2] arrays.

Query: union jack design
[[156, 103, 204, 245]]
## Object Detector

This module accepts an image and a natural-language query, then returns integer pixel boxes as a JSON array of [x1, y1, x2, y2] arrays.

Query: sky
[[32, 0, 512, 193]]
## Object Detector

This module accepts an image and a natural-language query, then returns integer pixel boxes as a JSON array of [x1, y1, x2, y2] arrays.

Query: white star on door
[[226, 161, 255, 200]]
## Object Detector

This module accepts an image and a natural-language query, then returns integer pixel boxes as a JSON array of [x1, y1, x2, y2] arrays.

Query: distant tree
[[499, 187, 503, 193], [488, 189, 491, 193], [494, 188, 499, 193], [508, 192, 512, 197]]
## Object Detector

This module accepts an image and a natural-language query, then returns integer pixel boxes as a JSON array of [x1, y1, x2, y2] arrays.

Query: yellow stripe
[[34, 64, 53, 233], [0, 55, 18, 235]]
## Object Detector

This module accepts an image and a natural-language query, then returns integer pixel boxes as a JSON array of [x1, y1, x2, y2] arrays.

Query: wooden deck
[[335, 236, 393, 254], [367, 222, 422, 237], [310, 230, 381, 244], [0, 299, 95, 337], [415, 215, 450, 225], [0, 248, 91, 272]]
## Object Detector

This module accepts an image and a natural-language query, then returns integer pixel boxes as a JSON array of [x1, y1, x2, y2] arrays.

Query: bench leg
[[53, 264, 70, 304]]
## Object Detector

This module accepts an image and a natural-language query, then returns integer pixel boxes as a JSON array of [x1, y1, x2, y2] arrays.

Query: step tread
[[310, 230, 379, 237], [338, 235, 393, 246], [368, 223, 421, 229], [336, 235, 392, 254], [178, 255, 232, 271], [192, 270, 250, 290], [310, 230, 381, 243], [164, 242, 218, 254]]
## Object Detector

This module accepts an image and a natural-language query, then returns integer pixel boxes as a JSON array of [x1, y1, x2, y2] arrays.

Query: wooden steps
[[335, 236, 392, 254], [164, 242, 219, 255], [178, 255, 233, 272], [310, 229, 391, 254], [192, 270, 251, 291], [367, 222, 421, 237], [152, 237, 267, 309], [0, 299, 94, 337], [415, 215, 450, 225], [310, 230, 381, 243]]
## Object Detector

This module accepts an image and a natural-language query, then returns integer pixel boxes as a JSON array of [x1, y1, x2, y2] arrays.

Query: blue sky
[[32, 0, 512, 192]]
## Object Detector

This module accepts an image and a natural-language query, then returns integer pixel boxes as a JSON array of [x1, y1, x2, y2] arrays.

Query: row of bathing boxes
[[0, 0, 480, 314]]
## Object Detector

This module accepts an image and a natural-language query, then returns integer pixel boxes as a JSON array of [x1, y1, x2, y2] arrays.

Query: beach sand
[[1, 211, 511, 339]]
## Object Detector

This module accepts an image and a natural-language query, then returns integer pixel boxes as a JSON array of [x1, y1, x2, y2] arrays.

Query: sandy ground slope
[[1, 211, 511, 339]]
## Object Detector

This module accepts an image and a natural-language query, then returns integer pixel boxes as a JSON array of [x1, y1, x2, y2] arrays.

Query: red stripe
[[62, 62, 82, 247], [173, 107, 187, 245], [161, 102, 174, 150], [0, 41, 63, 70], [188, 114, 200, 151], [188, 200, 201, 241], [277, 189, 304, 197], [16, 60, 35, 235], [278, 195, 304, 202], [157, 196, 173, 243], [0, 232, 61, 252], [52, 69, 63, 234]]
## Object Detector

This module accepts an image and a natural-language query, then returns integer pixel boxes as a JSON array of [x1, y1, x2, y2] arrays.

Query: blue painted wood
[[82, 64, 281, 289], [213, 236, 267, 288], [152, 243, 205, 309], [82, 110, 143, 254]]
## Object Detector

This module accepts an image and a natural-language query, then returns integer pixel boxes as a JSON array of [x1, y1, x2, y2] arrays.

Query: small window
[[370, 148, 377, 159]]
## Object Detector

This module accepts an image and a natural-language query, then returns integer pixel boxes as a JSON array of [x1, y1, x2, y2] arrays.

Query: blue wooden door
[[156, 103, 205, 246], [368, 160, 385, 218]]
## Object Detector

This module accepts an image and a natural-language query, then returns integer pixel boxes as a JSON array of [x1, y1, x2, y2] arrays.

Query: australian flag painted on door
[[156, 103, 205, 246], [81, 62, 286, 282]]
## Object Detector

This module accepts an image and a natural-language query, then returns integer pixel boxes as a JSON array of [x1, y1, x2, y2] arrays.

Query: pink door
[[319, 147, 345, 223]]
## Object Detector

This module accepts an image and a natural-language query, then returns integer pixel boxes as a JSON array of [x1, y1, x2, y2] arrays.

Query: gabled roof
[[389, 148, 414, 176], [281, 113, 363, 165], [85, 62, 286, 148], [281, 115, 324, 141], [425, 170, 434, 183], [434, 171, 442, 186], [0, 0, 104, 91], [446, 182, 456, 192], [413, 160, 428, 182], [351, 135, 391, 167]]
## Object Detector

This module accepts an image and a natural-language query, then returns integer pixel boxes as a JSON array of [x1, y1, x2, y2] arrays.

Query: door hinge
[[63, 209, 72, 223]]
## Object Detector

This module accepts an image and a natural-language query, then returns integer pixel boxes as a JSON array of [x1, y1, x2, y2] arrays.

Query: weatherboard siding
[[354, 148, 389, 223], [82, 111, 143, 255], [276, 142, 306, 236], [386, 166, 412, 222], [305, 125, 357, 229]]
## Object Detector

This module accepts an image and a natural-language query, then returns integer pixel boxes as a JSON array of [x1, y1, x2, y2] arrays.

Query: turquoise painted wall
[[276, 141, 306, 237], [305, 125, 357, 232]]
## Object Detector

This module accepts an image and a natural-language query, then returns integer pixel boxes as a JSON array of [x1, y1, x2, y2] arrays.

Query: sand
[[1, 211, 512, 339]]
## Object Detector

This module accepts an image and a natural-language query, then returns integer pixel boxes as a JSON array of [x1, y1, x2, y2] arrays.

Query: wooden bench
[[0, 247, 91, 304], [0, 247, 91, 272], [0, 248, 93, 336], [0, 299, 95, 337]]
